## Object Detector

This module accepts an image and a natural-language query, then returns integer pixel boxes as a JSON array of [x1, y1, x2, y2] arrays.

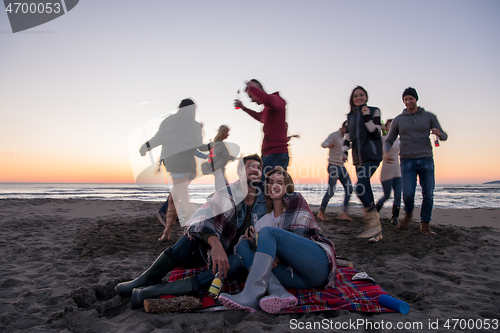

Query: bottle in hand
[[235, 90, 241, 109], [434, 134, 440, 147], [208, 272, 224, 299]]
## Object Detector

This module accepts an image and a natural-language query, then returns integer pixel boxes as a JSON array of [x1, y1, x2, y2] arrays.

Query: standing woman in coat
[[342, 86, 383, 242]]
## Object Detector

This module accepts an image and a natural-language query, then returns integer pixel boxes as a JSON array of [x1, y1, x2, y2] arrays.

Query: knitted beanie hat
[[402, 87, 418, 101]]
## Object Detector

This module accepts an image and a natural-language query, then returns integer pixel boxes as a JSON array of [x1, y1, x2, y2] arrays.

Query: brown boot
[[358, 208, 382, 238], [421, 221, 436, 235], [397, 212, 412, 230]]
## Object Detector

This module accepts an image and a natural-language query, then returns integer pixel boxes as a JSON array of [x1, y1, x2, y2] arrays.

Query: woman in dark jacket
[[342, 86, 383, 242]]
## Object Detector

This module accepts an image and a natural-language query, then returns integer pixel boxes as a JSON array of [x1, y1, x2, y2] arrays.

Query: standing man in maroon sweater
[[235, 79, 289, 179]]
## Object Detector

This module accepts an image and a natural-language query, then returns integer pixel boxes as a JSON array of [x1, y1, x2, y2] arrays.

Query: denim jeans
[[165, 235, 244, 289], [377, 177, 402, 208], [261, 153, 289, 181], [236, 227, 330, 289], [320, 164, 353, 212], [158, 194, 170, 215], [355, 160, 380, 209], [400, 157, 435, 222]]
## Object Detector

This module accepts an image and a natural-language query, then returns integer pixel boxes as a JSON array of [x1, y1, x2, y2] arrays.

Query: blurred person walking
[[375, 119, 402, 227], [317, 121, 353, 221], [342, 86, 383, 241], [139, 98, 207, 242], [235, 79, 289, 179]]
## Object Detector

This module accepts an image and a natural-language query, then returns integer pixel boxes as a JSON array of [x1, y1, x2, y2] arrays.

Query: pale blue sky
[[1, 0, 499, 183]]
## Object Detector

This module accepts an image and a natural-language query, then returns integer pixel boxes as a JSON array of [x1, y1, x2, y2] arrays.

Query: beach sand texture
[[0, 199, 499, 332]]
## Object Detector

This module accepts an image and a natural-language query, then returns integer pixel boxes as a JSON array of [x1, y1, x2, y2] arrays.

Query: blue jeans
[[236, 227, 330, 289], [320, 164, 353, 212], [355, 161, 380, 209], [400, 157, 435, 222], [261, 153, 289, 181], [377, 177, 402, 208], [158, 198, 169, 215], [165, 235, 244, 289]]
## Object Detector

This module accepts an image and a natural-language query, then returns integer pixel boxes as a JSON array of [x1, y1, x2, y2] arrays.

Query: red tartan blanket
[[164, 266, 394, 313]]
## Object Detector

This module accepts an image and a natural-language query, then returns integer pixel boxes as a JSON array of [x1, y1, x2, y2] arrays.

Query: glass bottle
[[381, 120, 387, 135], [208, 272, 224, 299], [235, 90, 241, 109], [433, 134, 440, 147]]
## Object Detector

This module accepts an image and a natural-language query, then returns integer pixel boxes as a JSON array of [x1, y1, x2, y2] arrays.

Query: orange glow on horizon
[[1, 156, 499, 184]]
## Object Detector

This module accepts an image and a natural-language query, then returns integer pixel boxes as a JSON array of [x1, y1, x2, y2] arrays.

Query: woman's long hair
[[264, 166, 295, 213], [349, 85, 369, 111]]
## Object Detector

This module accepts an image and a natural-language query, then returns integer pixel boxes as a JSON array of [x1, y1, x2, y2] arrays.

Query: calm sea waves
[[1, 183, 499, 210]]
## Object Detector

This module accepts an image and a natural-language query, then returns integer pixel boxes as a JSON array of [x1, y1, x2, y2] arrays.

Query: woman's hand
[[361, 106, 370, 115], [244, 226, 255, 242], [383, 150, 393, 163]]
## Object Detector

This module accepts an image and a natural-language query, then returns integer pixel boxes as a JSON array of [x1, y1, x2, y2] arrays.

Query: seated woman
[[219, 167, 337, 313]]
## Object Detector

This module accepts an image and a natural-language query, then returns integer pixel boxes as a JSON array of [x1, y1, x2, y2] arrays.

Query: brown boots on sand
[[397, 211, 436, 235]]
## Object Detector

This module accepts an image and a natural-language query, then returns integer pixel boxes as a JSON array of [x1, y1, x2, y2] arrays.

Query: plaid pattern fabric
[[280, 192, 337, 288], [186, 181, 249, 251], [166, 266, 393, 313]]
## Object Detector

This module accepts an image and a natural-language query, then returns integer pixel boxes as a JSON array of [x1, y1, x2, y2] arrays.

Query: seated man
[[115, 154, 267, 308]]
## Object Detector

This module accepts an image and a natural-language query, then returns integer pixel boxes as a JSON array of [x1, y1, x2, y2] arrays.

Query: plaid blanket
[[165, 266, 394, 313], [275, 192, 337, 288]]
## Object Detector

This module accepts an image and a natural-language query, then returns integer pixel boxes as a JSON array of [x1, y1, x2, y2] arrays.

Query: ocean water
[[1, 183, 499, 210]]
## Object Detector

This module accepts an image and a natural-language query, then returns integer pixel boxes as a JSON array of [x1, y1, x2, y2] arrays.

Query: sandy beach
[[0, 199, 499, 332]]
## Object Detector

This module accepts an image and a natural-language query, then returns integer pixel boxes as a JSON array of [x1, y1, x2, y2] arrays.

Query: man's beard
[[247, 180, 260, 188]]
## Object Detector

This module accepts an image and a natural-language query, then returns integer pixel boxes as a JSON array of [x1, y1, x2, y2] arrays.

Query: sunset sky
[[1, 0, 499, 185]]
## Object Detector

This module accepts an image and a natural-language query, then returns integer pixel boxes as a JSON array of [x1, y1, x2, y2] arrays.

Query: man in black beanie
[[383, 87, 448, 235]]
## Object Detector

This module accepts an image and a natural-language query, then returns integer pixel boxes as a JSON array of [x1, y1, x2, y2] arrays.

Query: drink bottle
[[381, 120, 387, 135], [434, 134, 440, 147], [235, 90, 241, 109], [208, 272, 224, 299]]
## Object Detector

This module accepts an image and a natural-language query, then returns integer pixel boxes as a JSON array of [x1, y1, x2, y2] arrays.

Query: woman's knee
[[236, 239, 251, 254], [258, 226, 274, 237]]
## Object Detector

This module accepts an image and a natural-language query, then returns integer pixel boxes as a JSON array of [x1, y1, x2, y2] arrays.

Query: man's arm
[[139, 130, 162, 156], [235, 98, 262, 122], [240, 105, 262, 122], [206, 235, 229, 278], [248, 86, 286, 110], [430, 114, 448, 141], [321, 132, 336, 148]]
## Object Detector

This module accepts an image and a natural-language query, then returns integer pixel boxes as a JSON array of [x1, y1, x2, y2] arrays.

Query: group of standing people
[[318, 86, 447, 241], [143, 79, 293, 242], [118, 81, 447, 313]]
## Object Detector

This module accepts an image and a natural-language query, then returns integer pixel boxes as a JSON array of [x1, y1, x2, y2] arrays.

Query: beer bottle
[[235, 90, 241, 109], [381, 120, 387, 135], [208, 272, 224, 299]]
